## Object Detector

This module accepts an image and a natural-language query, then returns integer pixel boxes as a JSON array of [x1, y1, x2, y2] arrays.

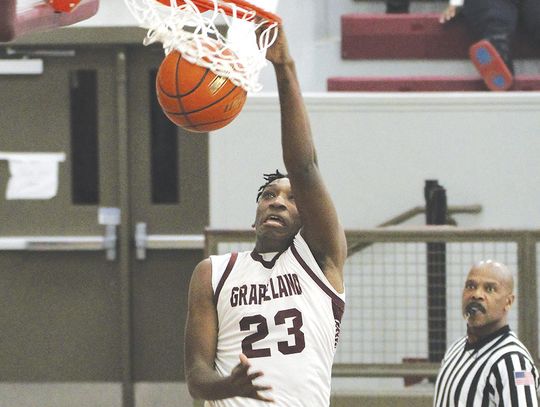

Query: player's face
[[253, 178, 302, 241], [461, 266, 513, 332]]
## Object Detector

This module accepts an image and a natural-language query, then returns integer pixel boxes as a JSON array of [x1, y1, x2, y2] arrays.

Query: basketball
[[155, 50, 247, 133]]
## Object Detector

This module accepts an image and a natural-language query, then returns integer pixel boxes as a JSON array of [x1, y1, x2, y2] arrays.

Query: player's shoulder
[[208, 252, 248, 291], [194, 254, 241, 276], [195, 257, 212, 271], [187, 258, 215, 302], [191, 253, 242, 297], [191, 258, 213, 283], [209, 252, 243, 271]]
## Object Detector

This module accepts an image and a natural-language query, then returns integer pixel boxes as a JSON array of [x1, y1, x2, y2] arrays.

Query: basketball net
[[124, 0, 280, 92]]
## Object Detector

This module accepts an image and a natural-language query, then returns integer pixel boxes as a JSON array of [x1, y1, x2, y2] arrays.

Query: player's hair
[[256, 170, 288, 202]]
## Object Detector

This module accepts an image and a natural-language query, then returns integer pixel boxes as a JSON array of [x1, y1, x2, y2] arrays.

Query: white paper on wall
[[0, 152, 66, 200]]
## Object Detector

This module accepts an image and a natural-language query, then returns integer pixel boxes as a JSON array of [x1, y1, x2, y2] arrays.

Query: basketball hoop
[[124, 0, 281, 92]]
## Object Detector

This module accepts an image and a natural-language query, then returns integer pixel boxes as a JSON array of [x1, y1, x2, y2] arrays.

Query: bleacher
[[328, 13, 540, 91]]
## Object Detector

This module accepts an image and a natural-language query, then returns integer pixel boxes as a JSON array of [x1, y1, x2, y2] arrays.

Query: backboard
[[0, 0, 100, 42]]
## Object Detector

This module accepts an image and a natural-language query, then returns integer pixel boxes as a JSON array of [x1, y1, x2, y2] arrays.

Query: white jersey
[[205, 233, 345, 407]]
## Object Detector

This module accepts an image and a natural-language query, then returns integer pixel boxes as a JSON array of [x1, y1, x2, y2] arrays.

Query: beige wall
[[210, 93, 540, 230]]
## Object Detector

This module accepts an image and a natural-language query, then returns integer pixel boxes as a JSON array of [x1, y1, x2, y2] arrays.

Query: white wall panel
[[210, 92, 540, 229]]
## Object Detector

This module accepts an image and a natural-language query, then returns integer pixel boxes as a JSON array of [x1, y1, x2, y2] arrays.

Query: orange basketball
[[155, 50, 247, 133]]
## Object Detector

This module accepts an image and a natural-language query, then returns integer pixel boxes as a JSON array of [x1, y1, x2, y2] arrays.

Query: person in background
[[440, 0, 540, 91], [433, 260, 539, 406]]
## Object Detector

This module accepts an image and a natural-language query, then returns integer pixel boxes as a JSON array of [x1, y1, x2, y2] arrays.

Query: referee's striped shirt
[[434, 325, 539, 406]]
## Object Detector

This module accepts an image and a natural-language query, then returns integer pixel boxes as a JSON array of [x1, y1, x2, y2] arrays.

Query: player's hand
[[228, 353, 275, 402], [257, 24, 293, 66], [439, 5, 458, 23]]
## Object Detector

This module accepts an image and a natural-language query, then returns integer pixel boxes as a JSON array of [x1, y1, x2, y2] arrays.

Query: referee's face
[[462, 263, 514, 334]]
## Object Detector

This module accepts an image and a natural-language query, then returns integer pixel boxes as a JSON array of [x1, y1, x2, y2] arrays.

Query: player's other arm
[[184, 259, 274, 402], [266, 27, 347, 290]]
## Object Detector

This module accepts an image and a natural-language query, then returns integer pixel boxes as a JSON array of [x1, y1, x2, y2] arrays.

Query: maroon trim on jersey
[[213, 252, 238, 305], [250, 249, 286, 269], [332, 298, 345, 323], [291, 243, 345, 319]]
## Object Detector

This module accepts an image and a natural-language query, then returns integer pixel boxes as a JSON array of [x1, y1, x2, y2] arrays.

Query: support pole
[[425, 180, 447, 363]]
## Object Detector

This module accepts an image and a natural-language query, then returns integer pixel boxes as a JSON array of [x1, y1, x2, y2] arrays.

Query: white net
[[124, 0, 279, 92]]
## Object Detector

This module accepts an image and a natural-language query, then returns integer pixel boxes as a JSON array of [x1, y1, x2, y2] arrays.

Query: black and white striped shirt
[[434, 326, 539, 406]]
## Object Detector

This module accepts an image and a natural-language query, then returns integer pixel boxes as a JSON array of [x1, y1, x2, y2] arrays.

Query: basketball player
[[183, 26, 347, 406], [433, 260, 539, 406]]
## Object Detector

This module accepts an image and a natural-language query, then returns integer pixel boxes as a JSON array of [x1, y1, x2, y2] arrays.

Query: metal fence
[[205, 227, 540, 379]]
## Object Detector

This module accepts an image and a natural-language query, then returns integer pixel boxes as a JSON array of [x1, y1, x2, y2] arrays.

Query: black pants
[[462, 0, 540, 69], [386, 0, 410, 13]]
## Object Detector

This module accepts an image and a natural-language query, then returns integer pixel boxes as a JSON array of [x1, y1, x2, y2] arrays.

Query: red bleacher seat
[[331, 13, 540, 92], [327, 75, 540, 92], [341, 13, 540, 60]]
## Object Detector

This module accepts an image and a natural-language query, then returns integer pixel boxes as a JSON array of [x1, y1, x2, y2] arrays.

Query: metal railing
[[205, 226, 540, 378], [0, 225, 118, 260]]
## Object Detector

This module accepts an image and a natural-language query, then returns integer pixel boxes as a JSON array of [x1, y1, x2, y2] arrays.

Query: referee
[[433, 260, 539, 406]]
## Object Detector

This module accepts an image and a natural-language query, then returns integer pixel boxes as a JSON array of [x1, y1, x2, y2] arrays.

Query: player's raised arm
[[264, 26, 347, 290]]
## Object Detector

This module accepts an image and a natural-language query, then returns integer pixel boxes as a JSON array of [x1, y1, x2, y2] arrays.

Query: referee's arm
[[491, 353, 539, 406]]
